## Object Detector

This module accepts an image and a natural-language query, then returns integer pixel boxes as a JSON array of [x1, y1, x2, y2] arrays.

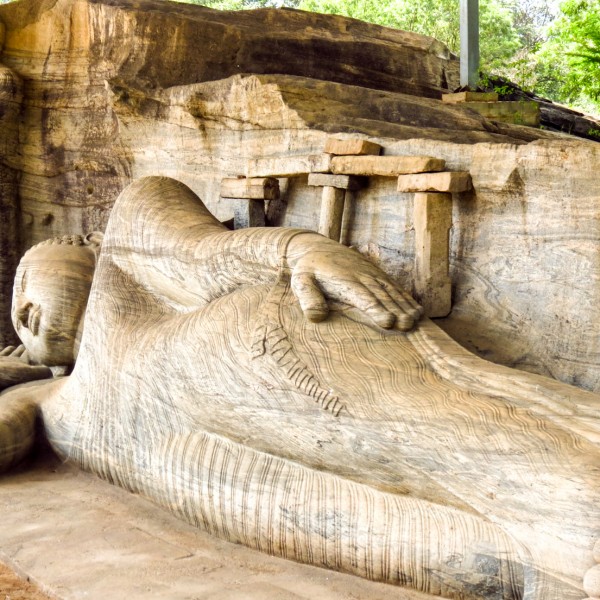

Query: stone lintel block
[[308, 153, 334, 173], [331, 155, 445, 177], [324, 137, 382, 156], [247, 154, 331, 177], [221, 177, 279, 201], [442, 91, 499, 104], [397, 171, 472, 193], [307, 173, 365, 190]]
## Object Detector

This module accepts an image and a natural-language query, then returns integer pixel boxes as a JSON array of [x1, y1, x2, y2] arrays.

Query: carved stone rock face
[[11, 239, 96, 368]]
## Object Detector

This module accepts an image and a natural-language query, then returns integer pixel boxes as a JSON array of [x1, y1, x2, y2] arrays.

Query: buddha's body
[[1, 177, 598, 600]]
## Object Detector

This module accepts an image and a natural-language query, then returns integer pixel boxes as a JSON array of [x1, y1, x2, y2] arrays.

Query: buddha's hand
[[286, 233, 423, 331], [0, 345, 52, 392]]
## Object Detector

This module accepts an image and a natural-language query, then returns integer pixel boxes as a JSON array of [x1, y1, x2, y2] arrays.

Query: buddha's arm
[[0, 345, 52, 472], [0, 387, 36, 472], [104, 176, 421, 329], [0, 378, 65, 473]]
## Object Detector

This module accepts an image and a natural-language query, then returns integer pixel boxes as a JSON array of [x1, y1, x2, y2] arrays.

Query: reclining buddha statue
[[0, 176, 598, 600]]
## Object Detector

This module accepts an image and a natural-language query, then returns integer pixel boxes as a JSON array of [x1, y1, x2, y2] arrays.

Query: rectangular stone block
[[221, 177, 279, 200], [324, 137, 382, 156], [397, 171, 472, 193], [247, 154, 331, 177], [442, 91, 499, 104], [462, 100, 540, 127], [307, 173, 365, 190], [331, 155, 445, 177]]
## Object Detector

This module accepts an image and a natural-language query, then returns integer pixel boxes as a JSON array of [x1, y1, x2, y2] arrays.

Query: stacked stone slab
[[220, 177, 280, 229], [443, 91, 541, 127], [315, 136, 472, 318], [224, 136, 472, 319]]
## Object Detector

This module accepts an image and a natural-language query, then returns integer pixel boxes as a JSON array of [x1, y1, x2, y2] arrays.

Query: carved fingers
[[290, 271, 330, 323], [291, 266, 422, 331], [360, 277, 423, 331], [324, 275, 421, 331], [0, 345, 26, 358], [0, 345, 52, 391], [286, 233, 422, 331]]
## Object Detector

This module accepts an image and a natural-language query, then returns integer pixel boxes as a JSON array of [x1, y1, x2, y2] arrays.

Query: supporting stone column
[[308, 173, 364, 242], [460, 0, 480, 88], [318, 186, 345, 241], [233, 198, 266, 229], [398, 171, 472, 318], [220, 177, 279, 229], [413, 193, 453, 318]]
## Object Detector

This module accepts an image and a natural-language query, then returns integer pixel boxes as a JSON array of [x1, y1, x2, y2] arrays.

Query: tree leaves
[[175, 0, 600, 116]]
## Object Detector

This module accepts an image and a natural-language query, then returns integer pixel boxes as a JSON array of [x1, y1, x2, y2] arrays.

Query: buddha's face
[[11, 242, 96, 368]]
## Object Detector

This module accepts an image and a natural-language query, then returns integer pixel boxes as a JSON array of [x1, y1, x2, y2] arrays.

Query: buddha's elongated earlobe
[[84, 231, 104, 248]]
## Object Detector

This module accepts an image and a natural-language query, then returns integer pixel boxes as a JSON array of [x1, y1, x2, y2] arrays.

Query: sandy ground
[[0, 449, 435, 600], [0, 561, 52, 600]]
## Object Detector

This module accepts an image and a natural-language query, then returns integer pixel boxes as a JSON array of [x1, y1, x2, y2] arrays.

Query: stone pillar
[[220, 177, 279, 229], [460, 0, 480, 88], [413, 193, 453, 318], [397, 171, 471, 319], [318, 186, 346, 241], [308, 173, 364, 242]]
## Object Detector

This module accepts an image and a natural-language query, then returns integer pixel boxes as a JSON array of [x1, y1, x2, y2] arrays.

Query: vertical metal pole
[[460, 0, 480, 88]]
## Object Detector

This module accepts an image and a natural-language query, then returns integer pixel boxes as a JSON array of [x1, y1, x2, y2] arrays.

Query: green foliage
[[297, 0, 395, 27], [297, 0, 519, 72], [0, 0, 595, 115], [483, 0, 599, 115], [175, 0, 600, 116], [180, 0, 301, 7], [548, 0, 600, 103], [493, 84, 513, 96]]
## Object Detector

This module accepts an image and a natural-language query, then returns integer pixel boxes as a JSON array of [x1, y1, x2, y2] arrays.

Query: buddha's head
[[11, 233, 102, 369]]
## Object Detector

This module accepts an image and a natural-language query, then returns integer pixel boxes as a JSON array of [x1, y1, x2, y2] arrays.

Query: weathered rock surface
[[0, 0, 599, 394], [482, 75, 600, 142], [0, 64, 22, 348]]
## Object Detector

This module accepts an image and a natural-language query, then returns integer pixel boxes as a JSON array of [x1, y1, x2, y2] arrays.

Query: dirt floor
[[0, 562, 52, 600], [0, 450, 435, 600]]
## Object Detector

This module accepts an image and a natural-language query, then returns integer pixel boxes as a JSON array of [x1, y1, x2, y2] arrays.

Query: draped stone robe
[[23, 176, 600, 600]]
